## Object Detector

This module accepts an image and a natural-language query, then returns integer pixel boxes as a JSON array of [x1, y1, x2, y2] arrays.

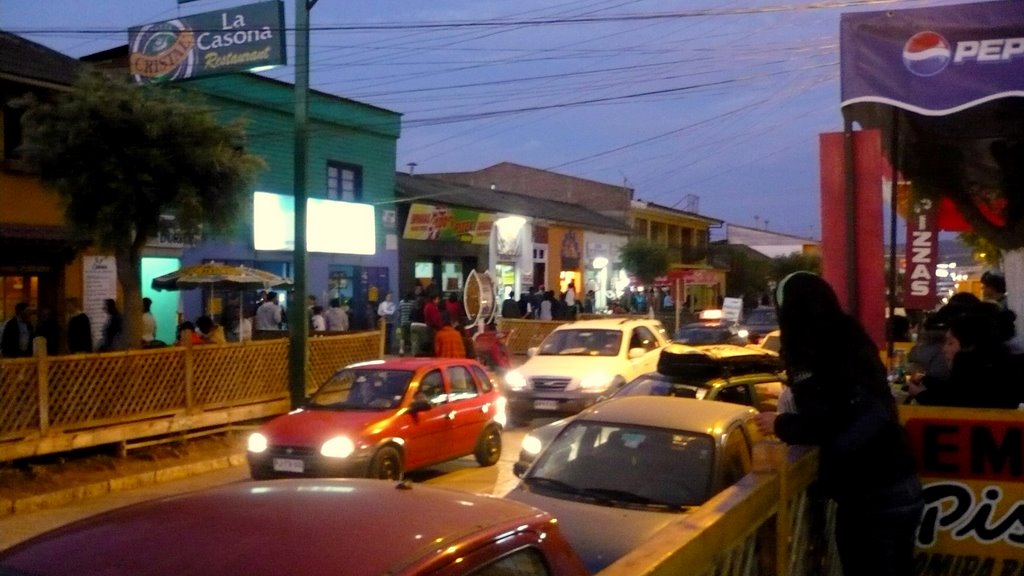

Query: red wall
[[819, 130, 886, 348]]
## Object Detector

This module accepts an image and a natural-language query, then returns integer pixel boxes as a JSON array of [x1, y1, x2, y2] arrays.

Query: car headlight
[[505, 370, 528, 391], [736, 328, 750, 340], [579, 372, 614, 391], [321, 436, 356, 458], [521, 433, 543, 456], [494, 396, 508, 427], [247, 432, 268, 454]]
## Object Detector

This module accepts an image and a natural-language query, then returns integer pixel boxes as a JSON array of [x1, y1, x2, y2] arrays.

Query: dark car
[[674, 321, 750, 346], [742, 306, 779, 345], [514, 343, 785, 474], [0, 479, 590, 576], [247, 357, 506, 480]]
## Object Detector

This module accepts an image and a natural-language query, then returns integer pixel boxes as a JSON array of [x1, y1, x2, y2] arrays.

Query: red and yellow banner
[[402, 203, 494, 245], [900, 406, 1024, 572]]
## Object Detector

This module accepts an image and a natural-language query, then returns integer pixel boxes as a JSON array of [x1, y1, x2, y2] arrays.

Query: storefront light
[[495, 215, 526, 236], [592, 256, 608, 270]]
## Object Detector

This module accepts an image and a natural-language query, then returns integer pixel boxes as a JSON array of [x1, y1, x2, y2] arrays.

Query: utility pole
[[289, 0, 316, 409]]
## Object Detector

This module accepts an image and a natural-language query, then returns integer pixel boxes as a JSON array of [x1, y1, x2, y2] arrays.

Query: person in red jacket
[[434, 313, 466, 358], [423, 294, 443, 332]]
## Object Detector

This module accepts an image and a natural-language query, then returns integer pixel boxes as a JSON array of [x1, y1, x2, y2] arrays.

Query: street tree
[[19, 71, 264, 349], [619, 238, 669, 285]]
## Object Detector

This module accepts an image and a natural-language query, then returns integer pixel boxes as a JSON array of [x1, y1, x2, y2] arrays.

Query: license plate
[[534, 400, 559, 411], [273, 458, 304, 473]]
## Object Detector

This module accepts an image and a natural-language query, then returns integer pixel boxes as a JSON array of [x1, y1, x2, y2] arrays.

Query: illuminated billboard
[[128, 1, 286, 84], [253, 191, 376, 255]]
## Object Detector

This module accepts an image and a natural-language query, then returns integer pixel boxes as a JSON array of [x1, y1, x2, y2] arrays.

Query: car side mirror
[[628, 347, 646, 359], [408, 398, 431, 413], [527, 347, 539, 357], [513, 462, 528, 478]]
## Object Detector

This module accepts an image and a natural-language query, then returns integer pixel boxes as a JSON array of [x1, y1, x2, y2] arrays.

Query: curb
[[0, 453, 247, 518]]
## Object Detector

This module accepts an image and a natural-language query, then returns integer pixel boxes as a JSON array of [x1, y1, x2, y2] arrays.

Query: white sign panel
[[83, 255, 118, 349], [722, 297, 743, 323]]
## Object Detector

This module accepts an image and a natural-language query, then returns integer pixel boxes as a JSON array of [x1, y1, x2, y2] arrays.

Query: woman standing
[[754, 272, 922, 576]]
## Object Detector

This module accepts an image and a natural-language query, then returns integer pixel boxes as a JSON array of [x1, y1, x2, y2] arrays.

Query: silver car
[[505, 396, 761, 573]]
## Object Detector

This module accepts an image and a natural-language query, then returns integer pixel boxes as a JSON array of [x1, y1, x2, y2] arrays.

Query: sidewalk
[[0, 434, 247, 517]]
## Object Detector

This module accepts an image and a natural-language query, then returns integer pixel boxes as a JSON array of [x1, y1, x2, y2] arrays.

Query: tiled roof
[[0, 30, 85, 88], [395, 173, 631, 234]]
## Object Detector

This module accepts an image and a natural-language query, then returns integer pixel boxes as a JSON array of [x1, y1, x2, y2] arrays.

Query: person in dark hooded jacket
[[754, 271, 922, 576]]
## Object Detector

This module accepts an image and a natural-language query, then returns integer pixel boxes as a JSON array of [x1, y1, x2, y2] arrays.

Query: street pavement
[[0, 427, 529, 551]]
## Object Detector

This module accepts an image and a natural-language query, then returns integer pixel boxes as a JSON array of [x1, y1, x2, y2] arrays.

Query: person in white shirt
[[255, 291, 282, 330], [141, 297, 157, 345], [311, 306, 326, 332], [377, 292, 397, 353]]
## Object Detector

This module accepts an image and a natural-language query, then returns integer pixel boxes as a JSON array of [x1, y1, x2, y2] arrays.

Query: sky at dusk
[[2, 0, 971, 239]]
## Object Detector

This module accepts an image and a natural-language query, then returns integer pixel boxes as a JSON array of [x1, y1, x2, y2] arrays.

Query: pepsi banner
[[840, 1, 1024, 115], [128, 1, 285, 84]]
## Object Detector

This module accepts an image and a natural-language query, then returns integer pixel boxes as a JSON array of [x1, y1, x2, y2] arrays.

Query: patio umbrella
[[151, 262, 293, 341]]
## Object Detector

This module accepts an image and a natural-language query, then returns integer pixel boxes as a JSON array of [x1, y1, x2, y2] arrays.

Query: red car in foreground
[[247, 357, 506, 480], [0, 479, 589, 576]]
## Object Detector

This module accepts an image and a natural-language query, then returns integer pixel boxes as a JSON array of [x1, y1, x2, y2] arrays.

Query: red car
[[247, 358, 506, 480], [0, 479, 589, 576]]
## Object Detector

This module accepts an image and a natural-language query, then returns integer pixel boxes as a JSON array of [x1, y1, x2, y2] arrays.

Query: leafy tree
[[711, 244, 773, 307], [772, 252, 822, 282], [619, 238, 669, 284], [20, 72, 264, 349]]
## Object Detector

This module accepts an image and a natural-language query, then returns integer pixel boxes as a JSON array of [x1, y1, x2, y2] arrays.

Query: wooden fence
[[0, 328, 383, 462], [598, 442, 841, 576]]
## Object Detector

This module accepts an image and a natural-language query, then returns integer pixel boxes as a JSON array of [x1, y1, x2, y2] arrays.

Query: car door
[[627, 326, 662, 376], [443, 364, 487, 457], [402, 368, 451, 469]]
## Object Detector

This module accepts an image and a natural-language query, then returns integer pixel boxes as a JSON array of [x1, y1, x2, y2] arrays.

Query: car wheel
[[474, 425, 502, 467], [369, 446, 403, 480]]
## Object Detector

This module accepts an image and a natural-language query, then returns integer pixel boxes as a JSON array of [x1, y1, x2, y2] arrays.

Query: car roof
[[657, 343, 781, 375], [576, 395, 756, 432], [0, 479, 553, 576], [553, 318, 661, 331], [346, 357, 482, 371]]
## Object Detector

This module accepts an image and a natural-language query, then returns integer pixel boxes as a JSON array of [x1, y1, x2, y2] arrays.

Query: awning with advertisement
[[840, 2, 1024, 115], [128, 1, 286, 84], [402, 203, 494, 245]]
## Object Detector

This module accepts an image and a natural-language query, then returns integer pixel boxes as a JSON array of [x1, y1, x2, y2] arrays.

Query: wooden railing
[[597, 442, 841, 576], [0, 328, 383, 462]]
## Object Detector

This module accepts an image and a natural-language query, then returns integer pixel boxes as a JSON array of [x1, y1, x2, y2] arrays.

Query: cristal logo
[[903, 31, 951, 77]]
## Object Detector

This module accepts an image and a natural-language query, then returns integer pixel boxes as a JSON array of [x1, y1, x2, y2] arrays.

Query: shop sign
[[903, 197, 939, 310], [403, 203, 494, 244], [667, 268, 718, 285], [128, 1, 286, 84], [561, 230, 581, 269], [902, 407, 1024, 572]]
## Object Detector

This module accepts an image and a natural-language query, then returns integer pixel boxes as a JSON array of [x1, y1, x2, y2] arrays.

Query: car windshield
[[745, 308, 777, 326], [525, 421, 714, 509], [308, 369, 412, 410], [617, 375, 706, 400], [675, 326, 734, 345], [538, 329, 622, 356]]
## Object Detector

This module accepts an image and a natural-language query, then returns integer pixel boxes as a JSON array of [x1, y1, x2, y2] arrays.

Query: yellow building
[[628, 199, 725, 312]]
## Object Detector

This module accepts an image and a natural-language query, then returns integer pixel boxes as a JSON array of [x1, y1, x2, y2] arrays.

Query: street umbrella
[[151, 262, 293, 341]]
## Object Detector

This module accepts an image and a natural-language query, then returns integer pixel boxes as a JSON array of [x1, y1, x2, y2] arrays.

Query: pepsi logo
[[903, 31, 951, 77]]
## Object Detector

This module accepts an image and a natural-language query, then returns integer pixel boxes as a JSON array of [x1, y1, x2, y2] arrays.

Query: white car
[[505, 395, 761, 573], [503, 318, 670, 425]]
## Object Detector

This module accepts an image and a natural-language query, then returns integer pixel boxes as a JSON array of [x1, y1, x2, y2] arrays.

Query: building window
[[327, 162, 362, 202]]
